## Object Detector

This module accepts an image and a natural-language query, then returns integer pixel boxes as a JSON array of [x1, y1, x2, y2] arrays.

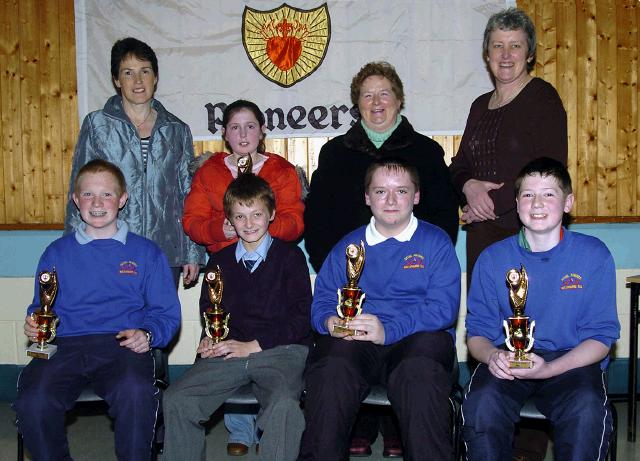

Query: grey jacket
[[65, 95, 204, 266]]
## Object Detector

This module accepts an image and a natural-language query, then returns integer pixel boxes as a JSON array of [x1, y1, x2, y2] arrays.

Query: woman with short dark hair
[[65, 37, 203, 287]]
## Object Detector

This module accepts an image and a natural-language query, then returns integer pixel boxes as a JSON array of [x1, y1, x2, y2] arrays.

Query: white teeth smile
[[531, 214, 546, 218], [89, 211, 107, 217]]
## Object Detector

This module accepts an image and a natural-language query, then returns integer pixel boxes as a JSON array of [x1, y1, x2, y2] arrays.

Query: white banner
[[75, 0, 508, 139]]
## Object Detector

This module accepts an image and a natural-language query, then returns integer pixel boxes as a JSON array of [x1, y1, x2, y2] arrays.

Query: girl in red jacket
[[183, 99, 304, 254]]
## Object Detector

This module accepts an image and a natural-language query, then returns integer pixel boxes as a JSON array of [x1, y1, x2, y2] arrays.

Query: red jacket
[[183, 152, 304, 253]]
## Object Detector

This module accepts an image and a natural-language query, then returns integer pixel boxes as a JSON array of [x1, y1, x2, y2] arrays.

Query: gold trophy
[[237, 155, 253, 175], [26, 269, 60, 359], [202, 265, 230, 344], [333, 241, 366, 336], [503, 265, 536, 368]]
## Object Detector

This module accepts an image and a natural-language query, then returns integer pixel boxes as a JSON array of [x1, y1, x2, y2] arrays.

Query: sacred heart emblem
[[243, 3, 331, 87]]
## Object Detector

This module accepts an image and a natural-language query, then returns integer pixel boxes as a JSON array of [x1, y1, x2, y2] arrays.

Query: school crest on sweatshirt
[[560, 273, 583, 290], [119, 261, 139, 276], [403, 253, 425, 270]]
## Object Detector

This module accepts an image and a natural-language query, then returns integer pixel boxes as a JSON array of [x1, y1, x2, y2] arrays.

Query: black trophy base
[[26, 343, 57, 359]]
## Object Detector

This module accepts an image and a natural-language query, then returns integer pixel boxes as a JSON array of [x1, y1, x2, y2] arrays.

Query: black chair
[[17, 347, 169, 461], [458, 396, 618, 461], [224, 355, 463, 459]]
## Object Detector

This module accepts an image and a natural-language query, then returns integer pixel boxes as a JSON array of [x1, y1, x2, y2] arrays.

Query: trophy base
[[508, 358, 533, 369], [332, 325, 364, 336], [26, 343, 57, 360]]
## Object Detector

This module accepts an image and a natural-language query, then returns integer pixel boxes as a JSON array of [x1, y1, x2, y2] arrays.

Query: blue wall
[[2, 223, 640, 277]]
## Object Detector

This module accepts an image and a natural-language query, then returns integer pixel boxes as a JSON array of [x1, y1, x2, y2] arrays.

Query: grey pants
[[162, 344, 308, 461]]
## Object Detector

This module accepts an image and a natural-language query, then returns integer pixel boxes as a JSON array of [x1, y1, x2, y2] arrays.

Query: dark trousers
[[298, 331, 455, 461], [462, 351, 614, 461], [13, 334, 158, 461]]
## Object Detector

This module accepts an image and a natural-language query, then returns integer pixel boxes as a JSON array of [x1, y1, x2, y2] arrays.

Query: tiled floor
[[1, 401, 638, 460]]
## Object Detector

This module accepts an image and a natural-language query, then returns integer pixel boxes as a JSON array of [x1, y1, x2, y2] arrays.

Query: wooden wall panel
[[575, 2, 599, 217], [1, 1, 640, 226], [596, 0, 618, 217], [39, 0, 65, 223], [0, 0, 24, 224], [616, 2, 637, 216], [521, 0, 640, 222], [58, 0, 78, 199], [19, 0, 45, 223], [556, 2, 578, 213]]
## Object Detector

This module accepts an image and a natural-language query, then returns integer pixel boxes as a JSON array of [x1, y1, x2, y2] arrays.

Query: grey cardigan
[[65, 95, 204, 266]]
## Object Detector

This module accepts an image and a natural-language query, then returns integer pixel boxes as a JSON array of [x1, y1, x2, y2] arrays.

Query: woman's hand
[[182, 263, 200, 285], [222, 219, 237, 239], [460, 205, 483, 224], [462, 179, 504, 221]]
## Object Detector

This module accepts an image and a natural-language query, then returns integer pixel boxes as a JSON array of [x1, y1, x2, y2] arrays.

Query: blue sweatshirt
[[466, 230, 620, 365], [312, 220, 461, 345], [27, 231, 181, 348]]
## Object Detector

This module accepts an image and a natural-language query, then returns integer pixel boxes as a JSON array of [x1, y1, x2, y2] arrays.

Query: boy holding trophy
[[14, 159, 181, 460], [162, 173, 312, 461], [462, 157, 620, 459], [298, 157, 461, 460]]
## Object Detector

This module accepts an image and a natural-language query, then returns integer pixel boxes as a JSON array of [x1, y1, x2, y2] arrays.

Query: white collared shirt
[[365, 214, 418, 246]]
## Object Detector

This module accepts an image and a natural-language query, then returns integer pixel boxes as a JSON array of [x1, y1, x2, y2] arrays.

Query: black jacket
[[304, 117, 459, 272]]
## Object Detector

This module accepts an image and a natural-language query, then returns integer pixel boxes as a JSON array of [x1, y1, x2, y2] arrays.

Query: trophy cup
[[237, 155, 253, 175], [26, 269, 60, 359], [333, 241, 366, 336], [202, 266, 230, 343], [503, 265, 536, 368]]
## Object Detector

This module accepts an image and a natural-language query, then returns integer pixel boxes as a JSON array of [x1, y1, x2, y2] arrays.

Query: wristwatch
[[141, 329, 153, 346]]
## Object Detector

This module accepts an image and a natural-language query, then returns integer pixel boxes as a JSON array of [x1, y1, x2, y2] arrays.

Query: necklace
[[129, 109, 153, 129], [492, 77, 530, 108]]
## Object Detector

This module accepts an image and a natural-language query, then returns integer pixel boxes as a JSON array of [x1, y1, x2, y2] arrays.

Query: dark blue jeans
[[462, 350, 613, 461], [14, 334, 158, 461], [298, 331, 455, 461]]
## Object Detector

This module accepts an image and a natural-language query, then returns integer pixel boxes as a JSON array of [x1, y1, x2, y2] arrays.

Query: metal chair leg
[[17, 431, 24, 461]]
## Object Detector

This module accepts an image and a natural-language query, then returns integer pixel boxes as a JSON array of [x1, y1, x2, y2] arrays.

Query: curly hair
[[350, 61, 405, 111]]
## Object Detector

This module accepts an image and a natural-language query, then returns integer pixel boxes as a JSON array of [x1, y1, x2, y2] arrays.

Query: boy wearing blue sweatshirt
[[14, 159, 181, 460], [462, 157, 620, 460], [298, 157, 461, 461], [162, 173, 311, 461]]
